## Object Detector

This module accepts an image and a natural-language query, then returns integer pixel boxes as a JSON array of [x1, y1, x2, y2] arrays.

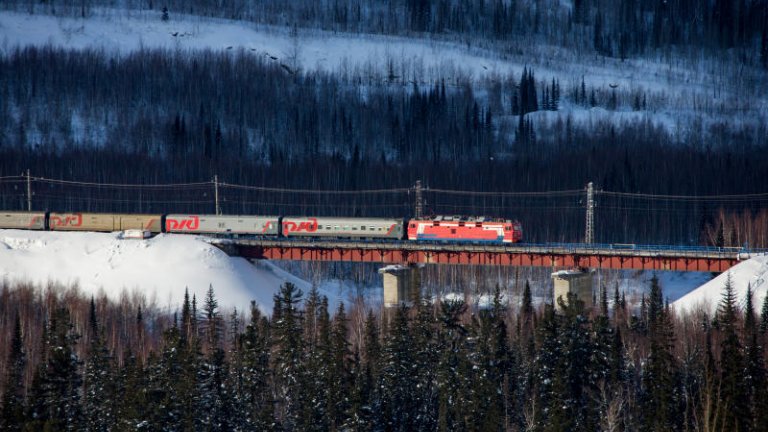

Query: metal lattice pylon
[[414, 180, 423, 219], [585, 182, 594, 243]]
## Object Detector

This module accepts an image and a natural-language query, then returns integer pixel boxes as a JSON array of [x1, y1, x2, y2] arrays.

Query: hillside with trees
[[0, 40, 766, 244]]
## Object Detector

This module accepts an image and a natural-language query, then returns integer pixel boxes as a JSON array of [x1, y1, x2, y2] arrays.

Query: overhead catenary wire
[[598, 190, 768, 203], [222, 183, 411, 194], [31, 177, 213, 189], [427, 188, 584, 197], [6, 174, 768, 203]]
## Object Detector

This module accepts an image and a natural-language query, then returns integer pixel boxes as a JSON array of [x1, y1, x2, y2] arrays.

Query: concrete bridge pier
[[552, 269, 594, 311], [379, 264, 421, 308]]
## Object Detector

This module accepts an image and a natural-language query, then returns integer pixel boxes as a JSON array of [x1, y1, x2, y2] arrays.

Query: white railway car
[[165, 214, 280, 235], [282, 216, 404, 239]]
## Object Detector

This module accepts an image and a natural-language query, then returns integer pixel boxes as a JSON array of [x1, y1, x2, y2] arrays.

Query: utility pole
[[26, 169, 32, 211], [214, 175, 221, 215], [585, 181, 594, 244], [414, 180, 423, 219]]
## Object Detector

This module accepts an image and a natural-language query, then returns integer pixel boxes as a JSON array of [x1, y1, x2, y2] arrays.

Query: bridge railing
[[522, 242, 768, 255]]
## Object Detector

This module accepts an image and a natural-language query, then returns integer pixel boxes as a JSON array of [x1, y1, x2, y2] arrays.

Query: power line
[[31, 194, 214, 205], [8, 173, 768, 203], [31, 177, 212, 189], [599, 190, 768, 202], [232, 200, 410, 209], [222, 183, 411, 194], [427, 188, 584, 197]]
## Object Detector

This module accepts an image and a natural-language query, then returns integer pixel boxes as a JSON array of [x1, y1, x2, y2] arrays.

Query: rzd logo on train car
[[50, 214, 83, 228], [283, 218, 318, 233], [28, 215, 44, 228], [166, 216, 200, 231]]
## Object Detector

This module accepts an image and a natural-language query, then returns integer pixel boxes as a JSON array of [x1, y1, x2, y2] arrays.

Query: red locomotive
[[407, 216, 523, 244]]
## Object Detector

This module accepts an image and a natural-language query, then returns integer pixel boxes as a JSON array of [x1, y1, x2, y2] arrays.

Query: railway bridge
[[215, 239, 765, 273]]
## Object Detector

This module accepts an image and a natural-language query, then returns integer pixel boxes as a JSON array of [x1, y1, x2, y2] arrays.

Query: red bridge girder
[[232, 244, 740, 272]]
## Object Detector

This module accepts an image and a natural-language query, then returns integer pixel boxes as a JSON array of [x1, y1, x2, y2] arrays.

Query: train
[[0, 211, 523, 244]]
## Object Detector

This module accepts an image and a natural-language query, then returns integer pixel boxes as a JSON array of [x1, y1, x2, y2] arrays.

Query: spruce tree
[[301, 296, 330, 431], [0, 313, 26, 431], [532, 302, 560, 430], [379, 304, 417, 431], [241, 301, 275, 430], [600, 284, 609, 316], [470, 285, 514, 431], [642, 275, 680, 432], [197, 285, 234, 431], [113, 349, 147, 431], [83, 298, 115, 431], [36, 307, 84, 431], [716, 273, 748, 431], [146, 318, 186, 430], [520, 280, 535, 362], [491, 284, 518, 429], [553, 293, 599, 431], [435, 299, 471, 431], [760, 292, 768, 334], [328, 302, 352, 430], [271, 282, 305, 429], [410, 292, 438, 430], [351, 309, 381, 430], [228, 308, 247, 431], [744, 284, 768, 431]]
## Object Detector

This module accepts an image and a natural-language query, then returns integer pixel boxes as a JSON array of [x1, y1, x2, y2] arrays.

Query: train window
[[352, 227, 357, 230], [410, 223, 415, 228], [318, 225, 323, 229], [361, 226, 366, 231]]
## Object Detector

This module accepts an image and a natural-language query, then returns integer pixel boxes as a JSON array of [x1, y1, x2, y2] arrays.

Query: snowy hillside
[[673, 255, 768, 316], [0, 229, 346, 313], [0, 8, 763, 138]]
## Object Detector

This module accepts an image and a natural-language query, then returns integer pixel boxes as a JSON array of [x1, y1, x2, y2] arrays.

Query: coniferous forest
[[1, 276, 768, 431]]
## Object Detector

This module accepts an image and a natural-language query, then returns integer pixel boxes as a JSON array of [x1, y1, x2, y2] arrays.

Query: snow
[[0, 229, 346, 314], [592, 269, 714, 305], [378, 264, 409, 273], [673, 255, 768, 316]]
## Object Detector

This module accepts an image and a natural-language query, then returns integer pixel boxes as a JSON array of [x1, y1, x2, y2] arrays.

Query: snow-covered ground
[[673, 255, 768, 316], [0, 229, 348, 313]]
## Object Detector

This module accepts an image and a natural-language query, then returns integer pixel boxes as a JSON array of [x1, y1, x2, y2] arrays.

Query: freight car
[[48, 213, 163, 232], [0, 212, 46, 230]]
